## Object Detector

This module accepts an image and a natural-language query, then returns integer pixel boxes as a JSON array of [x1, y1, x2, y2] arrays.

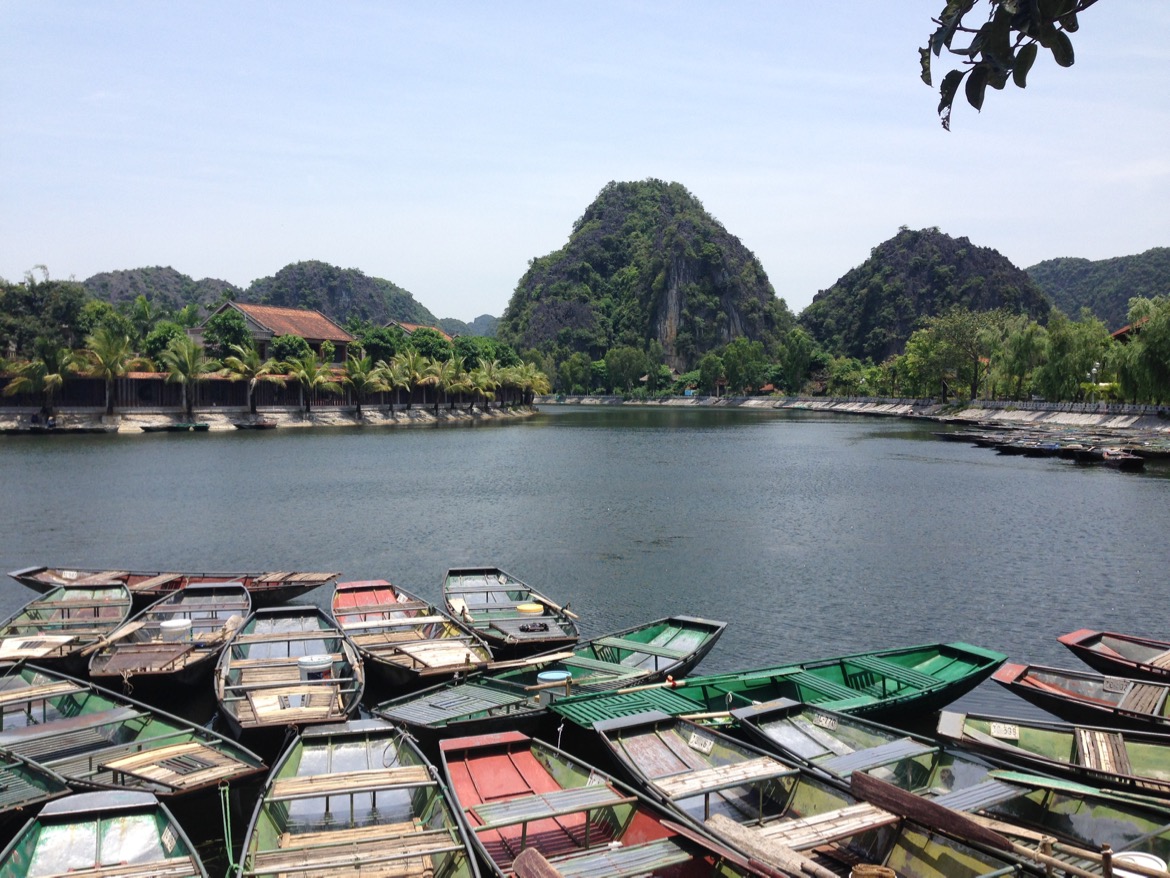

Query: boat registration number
[[812, 713, 838, 731], [989, 722, 1019, 739]]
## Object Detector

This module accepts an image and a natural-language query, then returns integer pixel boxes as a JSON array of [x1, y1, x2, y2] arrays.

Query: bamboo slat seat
[[1120, 682, 1167, 714], [931, 778, 1019, 812], [557, 655, 626, 674], [49, 856, 202, 878], [18, 599, 126, 611], [756, 802, 898, 849], [234, 631, 343, 645], [1075, 728, 1133, 775], [845, 655, 939, 690], [102, 740, 252, 790], [0, 681, 84, 708], [594, 636, 691, 660], [655, 756, 791, 799], [392, 641, 484, 668], [786, 671, 859, 702], [245, 820, 459, 878], [241, 686, 346, 726], [334, 600, 430, 616], [1149, 650, 1170, 669], [270, 765, 433, 801], [550, 837, 691, 878], [126, 573, 183, 591], [231, 653, 343, 671], [49, 570, 129, 587], [822, 738, 939, 776], [472, 784, 636, 831], [341, 615, 450, 631]]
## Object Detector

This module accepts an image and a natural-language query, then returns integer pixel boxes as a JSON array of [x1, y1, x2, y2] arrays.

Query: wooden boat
[[733, 698, 1170, 875], [443, 566, 579, 659], [140, 422, 210, 432], [0, 663, 265, 800], [88, 583, 251, 689], [0, 585, 132, 674], [214, 606, 364, 744], [994, 662, 1170, 731], [550, 641, 1007, 731], [937, 709, 1170, 797], [0, 790, 207, 878], [233, 419, 277, 430], [238, 718, 480, 878], [8, 565, 339, 608], [331, 578, 493, 691], [1059, 628, 1170, 682], [439, 730, 762, 878], [591, 711, 1037, 878], [374, 615, 726, 742]]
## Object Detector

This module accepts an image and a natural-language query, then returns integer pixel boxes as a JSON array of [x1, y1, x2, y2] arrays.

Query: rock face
[[799, 227, 1052, 363], [498, 179, 793, 370]]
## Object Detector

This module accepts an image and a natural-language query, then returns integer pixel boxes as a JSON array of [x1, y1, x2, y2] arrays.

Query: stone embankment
[[537, 396, 1170, 435]]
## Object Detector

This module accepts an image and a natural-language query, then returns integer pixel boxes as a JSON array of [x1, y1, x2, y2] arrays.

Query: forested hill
[[1026, 247, 1170, 331], [83, 261, 439, 328], [83, 266, 240, 314], [497, 179, 793, 370], [798, 227, 1051, 363], [438, 314, 498, 338]]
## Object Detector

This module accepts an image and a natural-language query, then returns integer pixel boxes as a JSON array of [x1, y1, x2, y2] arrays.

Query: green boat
[[238, 718, 480, 878], [373, 615, 726, 742], [550, 641, 1007, 730], [937, 709, 1170, 798], [735, 697, 1170, 875]]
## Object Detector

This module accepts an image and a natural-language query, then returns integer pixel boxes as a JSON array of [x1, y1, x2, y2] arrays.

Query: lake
[[2, 404, 1169, 720]]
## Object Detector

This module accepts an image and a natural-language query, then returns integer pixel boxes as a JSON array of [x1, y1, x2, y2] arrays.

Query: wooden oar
[[705, 814, 837, 878], [850, 773, 1166, 878], [532, 595, 580, 621], [79, 621, 145, 657], [483, 650, 575, 673], [512, 847, 564, 878]]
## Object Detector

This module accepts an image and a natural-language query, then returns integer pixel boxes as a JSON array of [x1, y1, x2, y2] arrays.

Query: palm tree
[[431, 356, 461, 414], [2, 341, 76, 416], [339, 351, 387, 419], [158, 335, 219, 421], [512, 361, 551, 405], [470, 359, 501, 412], [78, 326, 148, 416], [218, 343, 286, 414], [285, 351, 341, 414], [375, 357, 409, 410], [392, 349, 438, 410]]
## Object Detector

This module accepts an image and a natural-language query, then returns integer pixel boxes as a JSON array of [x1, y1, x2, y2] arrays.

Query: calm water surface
[[2, 405, 1169, 719]]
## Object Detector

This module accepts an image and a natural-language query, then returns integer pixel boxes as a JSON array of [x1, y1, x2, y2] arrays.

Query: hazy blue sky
[[3, 2, 1167, 321]]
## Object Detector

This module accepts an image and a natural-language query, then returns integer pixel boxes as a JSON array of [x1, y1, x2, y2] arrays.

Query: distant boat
[[0, 663, 265, 801], [233, 419, 277, 430], [214, 606, 365, 745], [439, 730, 760, 878], [374, 615, 726, 742], [937, 709, 1170, 797], [994, 661, 1170, 731], [331, 579, 493, 691], [549, 641, 1007, 730], [0, 790, 208, 877], [443, 566, 579, 659], [140, 422, 210, 432], [88, 583, 251, 690], [238, 718, 481, 878], [9, 565, 339, 609], [0, 584, 132, 675], [1059, 627, 1170, 682]]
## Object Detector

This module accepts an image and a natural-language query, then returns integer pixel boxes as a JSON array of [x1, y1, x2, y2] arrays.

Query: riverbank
[[0, 404, 537, 434], [537, 395, 1170, 435]]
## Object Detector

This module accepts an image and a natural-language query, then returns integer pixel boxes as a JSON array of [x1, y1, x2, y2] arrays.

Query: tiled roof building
[[195, 302, 354, 361]]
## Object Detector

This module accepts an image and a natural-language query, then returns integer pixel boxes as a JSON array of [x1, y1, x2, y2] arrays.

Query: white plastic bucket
[[1113, 852, 1167, 878], [537, 670, 572, 685], [298, 655, 333, 682], [159, 619, 192, 642]]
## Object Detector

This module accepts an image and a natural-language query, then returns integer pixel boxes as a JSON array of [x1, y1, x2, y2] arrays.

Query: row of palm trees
[[2, 327, 552, 419]]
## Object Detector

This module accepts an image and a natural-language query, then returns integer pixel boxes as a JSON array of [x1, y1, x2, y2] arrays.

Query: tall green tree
[[1121, 296, 1170, 404], [270, 334, 312, 363], [285, 352, 341, 414], [218, 343, 287, 414], [557, 352, 591, 394], [405, 327, 452, 362], [697, 353, 724, 395], [721, 337, 767, 395], [339, 352, 387, 419], [78, 326, 148, 416], [201, 308, 252, 359], [604, 346, 646, 393], [2, 340, 76, 415], [391, 349, 437, 410], [158, 335, 219, 421]]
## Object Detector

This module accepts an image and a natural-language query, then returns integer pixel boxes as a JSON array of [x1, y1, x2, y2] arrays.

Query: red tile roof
[[232, 303, 354, 342], [388, 321, 453, 342]]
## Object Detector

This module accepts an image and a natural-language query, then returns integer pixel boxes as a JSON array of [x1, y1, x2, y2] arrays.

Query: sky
[[2, 2, 1168, 322]]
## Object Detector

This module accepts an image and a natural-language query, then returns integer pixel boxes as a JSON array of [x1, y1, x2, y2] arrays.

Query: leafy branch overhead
[[922, 0, 1098, 129]]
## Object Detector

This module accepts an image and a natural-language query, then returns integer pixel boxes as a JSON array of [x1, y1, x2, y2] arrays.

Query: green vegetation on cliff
[[1026, 248, 1170, 331], [498, 179, 793, 372], [799, 227, 1051, 363]]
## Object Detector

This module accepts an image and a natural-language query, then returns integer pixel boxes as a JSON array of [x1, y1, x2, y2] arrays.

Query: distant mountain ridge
[[498, 179, 793, 370], [799, 227, 1052, 362], [1025, 247, 1170, 331], [82, 261, 486, 333]]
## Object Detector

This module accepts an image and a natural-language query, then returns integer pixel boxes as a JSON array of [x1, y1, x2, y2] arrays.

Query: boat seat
[[845, 655, 939, 690], [1148, 650, 1170, 669], [549, 837, 692, 878], [931, 778, 1019, 812], [341, 614, 451, 631], [335, 600, 430, 616], [1120, 682, 1167, 715], [594, 636, 691, 660], [51, 856, 202, 878], [755, 801, 898, 849], [655, 755, 792, 799], [246, 820, 462, 877], [269, 765, 434, 801], [785, 671, 860, 702], [1075, 728, 1133, 775], [472, 784, 637, 831], [822, 738, 939, 777], [0, 680, 85, 709]]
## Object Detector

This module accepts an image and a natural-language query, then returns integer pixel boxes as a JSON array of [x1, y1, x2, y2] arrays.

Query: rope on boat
[[219, 781, 239, 878], [120, 669, 134, 696], [556, 720, 565, 750]]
